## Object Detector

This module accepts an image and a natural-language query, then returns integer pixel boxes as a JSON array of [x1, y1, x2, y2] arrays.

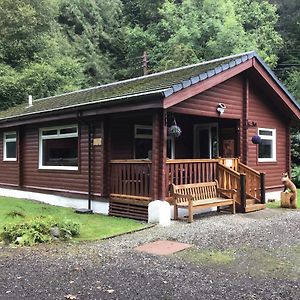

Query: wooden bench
[[171, 181, 236, 223]]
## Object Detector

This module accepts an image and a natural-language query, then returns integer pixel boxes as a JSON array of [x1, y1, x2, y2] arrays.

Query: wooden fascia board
[[80, 100, 163, 118], [253, 59, 300, 121], [0, 99, 163, 129], [0, 112, 78, 129], [163, 60, 253, 109]]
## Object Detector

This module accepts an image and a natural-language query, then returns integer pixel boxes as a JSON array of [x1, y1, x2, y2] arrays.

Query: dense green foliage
[[1, 216, 80, 246], [122, 0, 282, 77], [270, 0, 300, 174], [0, 0, 289, 107]]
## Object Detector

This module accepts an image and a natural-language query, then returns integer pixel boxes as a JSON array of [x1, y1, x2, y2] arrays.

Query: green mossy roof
[[0, 52, 256, 121]]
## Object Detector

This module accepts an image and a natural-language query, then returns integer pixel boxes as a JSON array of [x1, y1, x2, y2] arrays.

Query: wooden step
[[246, 198, 257, 205], [244, 203, 266, 213]]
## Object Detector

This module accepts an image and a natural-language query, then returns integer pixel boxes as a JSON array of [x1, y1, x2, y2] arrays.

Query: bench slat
[[171, 181, 236, 223]]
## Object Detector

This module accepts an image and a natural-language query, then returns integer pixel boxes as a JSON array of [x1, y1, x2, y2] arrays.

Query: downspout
[[88, 123, 93, 210]]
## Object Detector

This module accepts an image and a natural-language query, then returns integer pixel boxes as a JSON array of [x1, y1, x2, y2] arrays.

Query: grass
[[266, 189, 300, 208], [176, 248, 235, 266], [0, 197, 147, 241]]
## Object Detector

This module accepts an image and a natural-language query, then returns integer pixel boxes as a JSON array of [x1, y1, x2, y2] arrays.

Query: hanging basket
[[168, 124, 182, 138], [251, 135, 261, 145]]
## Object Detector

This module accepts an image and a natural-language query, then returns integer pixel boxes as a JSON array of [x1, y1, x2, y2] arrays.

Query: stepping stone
[[135, 240, 192, 256]]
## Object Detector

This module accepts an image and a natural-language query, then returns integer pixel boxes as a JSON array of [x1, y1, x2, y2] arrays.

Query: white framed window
[[3, 132, 17, 161], [258, 128, 276, 162], [134, 125, 175, 159], [39, 125, 78, 170]]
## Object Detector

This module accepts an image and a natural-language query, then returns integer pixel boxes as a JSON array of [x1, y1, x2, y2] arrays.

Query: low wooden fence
[[110, 160, 152, 200]]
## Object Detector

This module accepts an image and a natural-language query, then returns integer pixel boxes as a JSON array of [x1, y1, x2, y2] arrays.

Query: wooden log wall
[[2, 119, 105, 199]]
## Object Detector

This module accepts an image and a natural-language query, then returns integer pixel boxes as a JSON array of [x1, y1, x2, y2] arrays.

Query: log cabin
[[0, 51, 299, 220]]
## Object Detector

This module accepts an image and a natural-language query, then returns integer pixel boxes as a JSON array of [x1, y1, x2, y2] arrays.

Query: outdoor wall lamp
[[216, 103, 226, 115]]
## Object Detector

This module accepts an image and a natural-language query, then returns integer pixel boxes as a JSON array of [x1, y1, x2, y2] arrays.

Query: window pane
[[259, 139, 272, 158], [136, 127, 152, 136], [259, 130, 272, 136], [6, 141, 16, 159], [42, 129, 57, 136], [60, 127, 77, 135], [211, 127, 218, 158], [5, 133, 16, 140], [43, 137, 78, 166], [135, 138, 152, 159]]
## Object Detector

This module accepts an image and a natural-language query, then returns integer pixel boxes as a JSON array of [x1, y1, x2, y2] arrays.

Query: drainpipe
[[88, 123, 93, 210]]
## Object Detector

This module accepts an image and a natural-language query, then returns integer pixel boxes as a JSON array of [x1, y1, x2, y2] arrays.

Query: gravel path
[[1, 208, 300, 300]]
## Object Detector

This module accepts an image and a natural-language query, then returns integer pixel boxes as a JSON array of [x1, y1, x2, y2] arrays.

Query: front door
[[194, 123, 219, 158]]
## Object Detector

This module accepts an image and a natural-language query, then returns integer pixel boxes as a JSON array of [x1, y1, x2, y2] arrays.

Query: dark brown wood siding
[[171, 74, 288, 190], [247, 83, 287, 190], [170, 76, 244, 118], [0, 129, 19, 186], [21, 121, 103, 198], [110, 115, 152, 159]]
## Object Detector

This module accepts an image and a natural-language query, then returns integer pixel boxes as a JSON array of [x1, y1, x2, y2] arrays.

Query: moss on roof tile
[[0, 52, 253, 121]]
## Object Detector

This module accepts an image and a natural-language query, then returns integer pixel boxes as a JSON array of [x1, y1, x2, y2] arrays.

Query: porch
[[109, 158, 266, 220]]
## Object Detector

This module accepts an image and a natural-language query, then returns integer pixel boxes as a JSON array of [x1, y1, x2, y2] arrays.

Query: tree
[[0, 0, 58, 68], [0, 0, 87, 109], [57, 0, 124, 85], [122, 0, 283, 77]]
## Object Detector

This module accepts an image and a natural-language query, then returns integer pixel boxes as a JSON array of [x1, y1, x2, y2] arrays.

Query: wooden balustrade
[[166, 159, 219, 187], [110, 160, 152, 199], [217, 163, 241, 205], [238, 162, 261, 200], [218, 158, 239, 172]]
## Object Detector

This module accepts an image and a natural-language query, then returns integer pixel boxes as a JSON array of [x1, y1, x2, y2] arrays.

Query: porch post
[[240, 173, 246, 213], [260, 172, 266, 204], [103, 117, 111, 198], [151, 110, 167, 200]]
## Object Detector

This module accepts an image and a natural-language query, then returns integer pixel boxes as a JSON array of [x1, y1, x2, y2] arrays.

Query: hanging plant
[[168, 119, 182, 138], [251, 135, 261, 144]]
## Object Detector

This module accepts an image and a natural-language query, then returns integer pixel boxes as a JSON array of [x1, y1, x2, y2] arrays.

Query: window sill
[[39, 166, 78, 171], [257, 159, 277, 163], [3, 158, 17, 162]]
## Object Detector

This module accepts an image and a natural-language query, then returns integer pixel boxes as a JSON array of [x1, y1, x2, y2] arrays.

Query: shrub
[[291, 165, 300, 188], [1, 216, 80, 246]]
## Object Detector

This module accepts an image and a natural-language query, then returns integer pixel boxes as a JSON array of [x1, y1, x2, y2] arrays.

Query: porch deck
[[109, 158, 266, 220]]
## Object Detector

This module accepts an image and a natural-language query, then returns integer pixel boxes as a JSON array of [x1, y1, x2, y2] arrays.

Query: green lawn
[[0, 197, 147, 241], [266, 189, 300, 209]]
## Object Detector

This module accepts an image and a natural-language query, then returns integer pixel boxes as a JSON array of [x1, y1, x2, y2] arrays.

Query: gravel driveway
[[1, 208, 300, 300]]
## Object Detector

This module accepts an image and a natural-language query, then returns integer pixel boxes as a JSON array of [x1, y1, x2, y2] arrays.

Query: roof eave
[[0, 90, 165, 127]]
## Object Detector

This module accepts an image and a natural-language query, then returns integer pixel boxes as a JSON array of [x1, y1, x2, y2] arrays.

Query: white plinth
[[148, 200, 171, 226]]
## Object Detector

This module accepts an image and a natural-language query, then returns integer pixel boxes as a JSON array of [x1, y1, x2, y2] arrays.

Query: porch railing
[[166, 159, 219, 186], [217, 163, 241, 205], [110, 160, 152, 200], [238, 162, 261, 200], [109, 158, 265, 206]]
